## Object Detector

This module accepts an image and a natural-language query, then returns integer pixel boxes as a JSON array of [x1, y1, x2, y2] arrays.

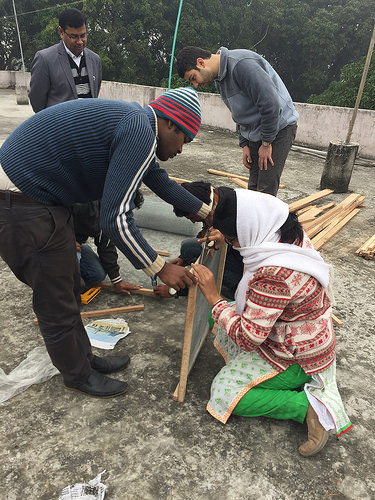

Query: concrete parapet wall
[[0, 70, 30, 88], [294, 102, 374, 160], [1, 70, 374, 158]]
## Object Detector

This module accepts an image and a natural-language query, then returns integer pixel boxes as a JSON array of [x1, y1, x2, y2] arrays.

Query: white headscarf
[[233, 189, 331, 314]]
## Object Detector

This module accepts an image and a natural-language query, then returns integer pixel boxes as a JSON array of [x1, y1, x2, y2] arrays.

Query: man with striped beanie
[[0, 88, 209, 399], [149, 86, 201, 141]]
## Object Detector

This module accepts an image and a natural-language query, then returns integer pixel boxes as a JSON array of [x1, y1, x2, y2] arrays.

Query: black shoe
[[91, 354, 130, 374], [65, 370, 128, 398]]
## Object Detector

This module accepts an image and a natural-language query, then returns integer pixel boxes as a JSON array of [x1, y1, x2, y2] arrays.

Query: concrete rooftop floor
[[0, 88, 374, 499]]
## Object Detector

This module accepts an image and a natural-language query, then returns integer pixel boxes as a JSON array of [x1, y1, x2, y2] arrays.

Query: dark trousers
[[0, 200, 93, 383], [247, 123, 297, 196]]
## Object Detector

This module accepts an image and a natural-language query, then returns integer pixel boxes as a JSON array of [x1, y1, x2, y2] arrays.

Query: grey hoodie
[[215, 47, 298, 144]]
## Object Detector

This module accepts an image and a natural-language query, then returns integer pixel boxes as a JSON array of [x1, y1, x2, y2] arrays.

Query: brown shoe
[[299, 404, 329, 457]]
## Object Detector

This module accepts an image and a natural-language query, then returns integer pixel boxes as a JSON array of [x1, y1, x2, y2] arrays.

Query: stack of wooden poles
[[355, 235, 375, 260]]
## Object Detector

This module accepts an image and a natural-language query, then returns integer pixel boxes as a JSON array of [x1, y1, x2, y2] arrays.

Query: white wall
[[1, 70, 374, 159]]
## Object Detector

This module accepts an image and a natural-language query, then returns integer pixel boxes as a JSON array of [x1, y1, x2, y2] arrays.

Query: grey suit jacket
[[28, 41, 102, 112]]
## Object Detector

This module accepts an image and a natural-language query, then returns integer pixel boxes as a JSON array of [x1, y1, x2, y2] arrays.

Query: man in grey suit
[[29, 8, 102, 113]]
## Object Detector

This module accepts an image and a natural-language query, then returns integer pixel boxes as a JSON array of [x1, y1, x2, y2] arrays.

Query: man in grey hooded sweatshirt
[[177, 46, 298, 197]]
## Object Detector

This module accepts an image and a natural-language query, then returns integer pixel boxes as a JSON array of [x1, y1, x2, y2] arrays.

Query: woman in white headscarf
[[192, 188, 351, 457]]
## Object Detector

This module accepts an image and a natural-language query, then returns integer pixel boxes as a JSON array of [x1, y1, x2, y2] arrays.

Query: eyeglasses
[[63, 31, 88, 40]]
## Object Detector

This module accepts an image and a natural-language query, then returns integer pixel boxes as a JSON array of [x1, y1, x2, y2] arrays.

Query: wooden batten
[[288, 189, 334, 212], [303, 194, 365, 239], [311, 209, 360, 250], [33, 304, 144, 324], [355, 234, 375, 259], [207, 168, 249, 181]]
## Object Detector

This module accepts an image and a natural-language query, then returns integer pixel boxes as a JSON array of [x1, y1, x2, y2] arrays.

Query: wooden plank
[[304, 194, 364, 238], [33, 304, 144, 324], [298, 206, 323, 223], [311, 209, 360, 250], [174, 244, 227, 403], [318, 201, 336, 212], [303, 194, 365, 239], [288, 189, 334, 212], [175, 283, 198, 402], [298, 202, 335, 224], [355, 234, 375, 255], [296, 205, 316, 216]]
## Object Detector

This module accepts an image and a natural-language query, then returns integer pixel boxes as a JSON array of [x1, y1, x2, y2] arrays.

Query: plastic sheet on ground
[[0, 346, 59, 403]]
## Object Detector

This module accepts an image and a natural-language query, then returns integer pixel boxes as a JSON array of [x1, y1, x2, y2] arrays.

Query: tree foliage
[[0, 0, 374, 106], [307, 56, 375, 109]]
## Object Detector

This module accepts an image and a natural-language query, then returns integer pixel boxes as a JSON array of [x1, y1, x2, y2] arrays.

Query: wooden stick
[[155, 249, 170, 257], [207, 168, 285, 189], [170, 176, 192, 184], [288, 189, 334, 212], [332, 314, 343, 328], [33, 304, 144, 325], [98, 283, 155, 296], [231, 177, 248, 188], [80, 305, 144, 318], [207, 168, 249, 181]]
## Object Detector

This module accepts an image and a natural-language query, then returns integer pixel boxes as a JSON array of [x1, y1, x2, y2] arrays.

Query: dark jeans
[[78, 243, 106, 285], [0, 199, 93, 383], [247, 123, 297, 196]]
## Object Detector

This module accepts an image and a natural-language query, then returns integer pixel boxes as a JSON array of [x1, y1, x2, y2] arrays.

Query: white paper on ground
[[58, 470, 107, 500], [85, 318, 130, 349]]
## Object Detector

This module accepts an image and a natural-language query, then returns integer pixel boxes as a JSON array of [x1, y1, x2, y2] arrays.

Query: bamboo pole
[[346, 23, 375, 143]]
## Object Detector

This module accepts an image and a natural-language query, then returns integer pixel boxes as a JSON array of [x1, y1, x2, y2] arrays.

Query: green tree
[[1, 0, 374, 104], [307, 56, 375, 109]]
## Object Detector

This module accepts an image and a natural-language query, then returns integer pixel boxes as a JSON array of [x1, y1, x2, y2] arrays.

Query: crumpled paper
[[58, 470, 107, 500]]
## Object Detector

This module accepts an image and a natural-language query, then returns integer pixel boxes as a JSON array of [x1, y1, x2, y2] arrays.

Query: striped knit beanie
[[149, 87, 201, 140]]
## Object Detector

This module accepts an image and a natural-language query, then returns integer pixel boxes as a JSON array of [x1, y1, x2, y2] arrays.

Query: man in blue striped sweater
[[0, 87, 210, 398]]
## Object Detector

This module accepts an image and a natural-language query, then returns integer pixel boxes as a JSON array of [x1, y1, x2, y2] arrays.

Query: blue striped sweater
[[0, 98, 208, 274]]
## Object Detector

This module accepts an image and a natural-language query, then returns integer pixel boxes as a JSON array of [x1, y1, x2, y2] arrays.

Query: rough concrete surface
[[0, 89, 374, 499]]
